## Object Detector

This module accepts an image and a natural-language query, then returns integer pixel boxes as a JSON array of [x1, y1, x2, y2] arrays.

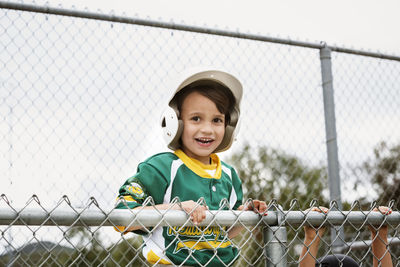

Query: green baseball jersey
[[116, 149, 243, 266]]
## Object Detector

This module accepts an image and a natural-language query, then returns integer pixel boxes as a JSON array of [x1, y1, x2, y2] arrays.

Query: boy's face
[[180, 91, 225, 164]]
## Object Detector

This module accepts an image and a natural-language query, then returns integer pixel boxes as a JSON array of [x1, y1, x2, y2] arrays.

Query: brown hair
[[174, 81, 236, 125]]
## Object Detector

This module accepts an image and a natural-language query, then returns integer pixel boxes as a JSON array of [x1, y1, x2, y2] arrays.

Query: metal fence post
[[264, 226, 287, 267], [319, 44, 345, 250], [264, 206, 287, 267]]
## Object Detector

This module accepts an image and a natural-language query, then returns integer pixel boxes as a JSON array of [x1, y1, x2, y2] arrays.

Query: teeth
[[196, 138, 213, 143]]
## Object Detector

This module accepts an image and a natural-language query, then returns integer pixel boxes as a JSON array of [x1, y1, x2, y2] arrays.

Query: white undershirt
[[205, 168, 217, 176]]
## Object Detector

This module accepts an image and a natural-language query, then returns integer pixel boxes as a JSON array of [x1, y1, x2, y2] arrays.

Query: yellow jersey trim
[[113, 196, 137, 234], [121, 195, 137, 203], [175, 240, 232, 253], [114, 225, 126, 233], [174, 149, 221, 179], [147, 249, 172, 265]]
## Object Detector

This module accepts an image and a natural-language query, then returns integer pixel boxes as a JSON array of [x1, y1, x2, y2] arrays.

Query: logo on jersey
[[125, 182, 145, 199], [167, 226, 231, 253]]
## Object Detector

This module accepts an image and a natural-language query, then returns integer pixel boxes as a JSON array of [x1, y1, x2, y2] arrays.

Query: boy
[[115, 68, 267, 266]]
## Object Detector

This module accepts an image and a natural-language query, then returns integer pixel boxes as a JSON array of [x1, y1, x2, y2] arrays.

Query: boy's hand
[[228, 199, 267, 239], [238, 200, 267, 215], [181, 200, 208, 225]]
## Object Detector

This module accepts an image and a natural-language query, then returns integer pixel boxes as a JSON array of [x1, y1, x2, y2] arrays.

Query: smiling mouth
[[195, 138, 214, 144]]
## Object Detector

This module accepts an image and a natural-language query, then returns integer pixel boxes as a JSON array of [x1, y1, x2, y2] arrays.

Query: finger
[[253, 201, 267, 214], [191, 207, 199, 224], [258, 202, 268, 213], [319, 206, 329, 213], [305, 207, 319, 212], [376, 206, 392, 215], [201, 208, 207, 221], [243, 202, 251, 211], [197, 206, 206, 222], [252, 200, 259, 212], [193, 206, 206, 225], [182, 200, 195, 214], [194, 214, 200, 225], [254, 200, 265, 212], [309, 206, 328, 213], [191, 210, 199, 225], [246, 200, 255, 210]]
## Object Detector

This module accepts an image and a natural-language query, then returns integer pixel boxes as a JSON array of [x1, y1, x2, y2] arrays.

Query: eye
[[191, 116, 200, 122], [213, 117, 224, 123]]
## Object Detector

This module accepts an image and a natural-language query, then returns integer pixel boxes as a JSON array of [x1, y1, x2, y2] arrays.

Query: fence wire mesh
[[0, 195, 399, 266], [1, 1, 400, 266]]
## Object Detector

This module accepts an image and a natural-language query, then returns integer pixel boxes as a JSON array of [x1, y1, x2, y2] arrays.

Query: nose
[[200, 121, 213, 134]]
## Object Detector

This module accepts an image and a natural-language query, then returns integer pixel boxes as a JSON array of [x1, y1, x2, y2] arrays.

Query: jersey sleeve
[[231, 168, 243, 210], [115, 162, 169, 209], [114, 161, 170, 234]]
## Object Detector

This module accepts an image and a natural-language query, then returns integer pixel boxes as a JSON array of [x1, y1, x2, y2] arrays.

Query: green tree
[[228, 144, 328, 209], [228, 144, 329, 266], [63, 226, 108, 266], [107, 236, 145, 266], [359, 141, 400, 208], [63, 226, 145, 266]]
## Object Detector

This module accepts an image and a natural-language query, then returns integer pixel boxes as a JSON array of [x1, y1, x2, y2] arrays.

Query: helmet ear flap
[[214, 120, 240, 153], [161, 107, 183, 150], [232, 116, 241, 142], [214, 110, 241, 153]]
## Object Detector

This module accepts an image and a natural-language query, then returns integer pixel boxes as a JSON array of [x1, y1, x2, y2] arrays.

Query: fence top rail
[[1, 1, 400, 61], [0, 208, 399, 227]]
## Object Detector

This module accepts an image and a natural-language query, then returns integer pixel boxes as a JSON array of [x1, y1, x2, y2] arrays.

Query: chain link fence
[[0, 195, 399, 266], [1, 1, 400, 266]]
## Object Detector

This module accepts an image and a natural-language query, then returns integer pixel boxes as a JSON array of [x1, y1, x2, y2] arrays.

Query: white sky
[[32, 0, 400, 56]]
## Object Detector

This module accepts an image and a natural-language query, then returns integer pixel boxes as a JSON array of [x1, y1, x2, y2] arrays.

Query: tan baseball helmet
[[161, 68, 243, 153]]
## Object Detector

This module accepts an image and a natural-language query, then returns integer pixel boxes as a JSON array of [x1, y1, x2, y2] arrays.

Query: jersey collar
[[174, 149, 222, 179]]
